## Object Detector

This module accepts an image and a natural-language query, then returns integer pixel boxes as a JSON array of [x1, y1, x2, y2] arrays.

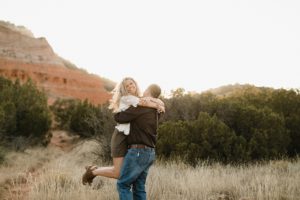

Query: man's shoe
[[82, 165, 97, 185]]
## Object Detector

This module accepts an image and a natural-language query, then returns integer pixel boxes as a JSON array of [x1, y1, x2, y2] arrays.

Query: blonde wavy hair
[[108, 77, 141, 113]]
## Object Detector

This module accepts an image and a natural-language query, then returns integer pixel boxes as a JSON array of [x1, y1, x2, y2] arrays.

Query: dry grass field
[[0, 139, 300, 200]]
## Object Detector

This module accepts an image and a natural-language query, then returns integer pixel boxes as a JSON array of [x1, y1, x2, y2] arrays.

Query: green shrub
[[50, 99, 79, 129], [69, 100, 104, 137], [157, 112, 237, 165], [51, 99, 115, 139], [0, 146, 6, 164], [0, 77, 51, 148]]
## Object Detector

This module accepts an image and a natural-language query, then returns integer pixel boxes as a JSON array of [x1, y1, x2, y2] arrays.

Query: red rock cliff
[[0, 21, 112, 105]]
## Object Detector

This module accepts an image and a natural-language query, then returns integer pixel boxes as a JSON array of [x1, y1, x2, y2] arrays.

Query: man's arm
[[114, 106, 152, 123]]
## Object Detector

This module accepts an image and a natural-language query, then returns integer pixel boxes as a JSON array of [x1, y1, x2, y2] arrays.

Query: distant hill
[[204, 83, 275, 97], [0, 20, 115, 105]]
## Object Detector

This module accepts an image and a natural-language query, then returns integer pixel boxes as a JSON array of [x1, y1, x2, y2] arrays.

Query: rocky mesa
[[0, 21, 112, 105]]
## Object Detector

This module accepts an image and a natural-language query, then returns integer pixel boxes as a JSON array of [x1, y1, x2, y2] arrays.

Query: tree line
[[157, 86, 300, 164], [1, 76, 299, 165]]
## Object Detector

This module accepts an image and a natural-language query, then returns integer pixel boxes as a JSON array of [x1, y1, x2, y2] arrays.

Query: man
[[114, 84, 163, 200]]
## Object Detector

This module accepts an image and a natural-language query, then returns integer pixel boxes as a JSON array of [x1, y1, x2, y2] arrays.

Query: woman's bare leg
[[91, 157, 124, 179]]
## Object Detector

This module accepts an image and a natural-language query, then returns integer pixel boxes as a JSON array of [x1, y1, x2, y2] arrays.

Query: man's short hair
[[148, 84, 161, 98]]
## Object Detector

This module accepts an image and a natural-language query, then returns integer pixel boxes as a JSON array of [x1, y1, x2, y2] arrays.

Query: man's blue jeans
[[117, 147, 155, 200]]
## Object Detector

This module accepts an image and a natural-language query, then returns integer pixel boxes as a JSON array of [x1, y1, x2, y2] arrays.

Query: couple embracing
[[82, 77, 165, 200]]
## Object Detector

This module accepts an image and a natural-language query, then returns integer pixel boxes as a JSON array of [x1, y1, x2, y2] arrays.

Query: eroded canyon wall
[[0, 21, 111, 105]]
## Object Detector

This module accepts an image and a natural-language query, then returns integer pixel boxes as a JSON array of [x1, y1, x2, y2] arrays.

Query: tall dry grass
[[1, 141, 300, 200], [147, 160, 300, 200]]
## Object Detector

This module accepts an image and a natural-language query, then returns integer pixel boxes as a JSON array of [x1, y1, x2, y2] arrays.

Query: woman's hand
[[139, 98, 149, 106], [157, 104, 165, 113]]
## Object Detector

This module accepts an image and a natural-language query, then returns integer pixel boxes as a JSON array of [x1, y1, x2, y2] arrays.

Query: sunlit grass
[[1, 141, 300, 200], [147, 160, 300, 200]]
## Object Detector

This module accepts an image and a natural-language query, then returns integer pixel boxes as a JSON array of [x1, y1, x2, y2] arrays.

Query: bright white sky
[[1, 0, 300, 94]]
